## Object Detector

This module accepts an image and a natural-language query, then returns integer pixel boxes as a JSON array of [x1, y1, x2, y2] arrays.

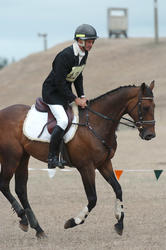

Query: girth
[[35, 97, 74, 135]]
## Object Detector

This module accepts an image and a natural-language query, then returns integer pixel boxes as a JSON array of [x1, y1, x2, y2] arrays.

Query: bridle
[[83, 91, 155, 129], [126, 91, 155, 129], [72, 89, 155, 160]]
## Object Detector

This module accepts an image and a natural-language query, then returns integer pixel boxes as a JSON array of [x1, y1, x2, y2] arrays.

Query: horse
[[0, 81, 155, 238]]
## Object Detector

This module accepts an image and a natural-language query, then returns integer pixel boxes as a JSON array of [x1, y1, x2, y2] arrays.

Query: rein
[[71, 104, 134, 161], [86, 94, 155, 129], [86, 106, 135, 128], [72, 91, 155, 160]]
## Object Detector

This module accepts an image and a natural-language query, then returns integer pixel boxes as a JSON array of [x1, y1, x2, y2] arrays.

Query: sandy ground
[[0, 38, 166, 250]]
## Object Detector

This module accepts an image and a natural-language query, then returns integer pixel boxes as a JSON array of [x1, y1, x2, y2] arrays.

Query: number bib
[[66, 65, 85, 82]]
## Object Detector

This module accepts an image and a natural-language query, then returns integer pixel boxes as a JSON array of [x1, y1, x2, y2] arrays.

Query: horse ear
[[150, 80, 155, 90], [141, 82, 146, 94]]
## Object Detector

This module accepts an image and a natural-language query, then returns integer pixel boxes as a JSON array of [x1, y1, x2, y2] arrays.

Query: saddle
[[35, 97, 74, 135]]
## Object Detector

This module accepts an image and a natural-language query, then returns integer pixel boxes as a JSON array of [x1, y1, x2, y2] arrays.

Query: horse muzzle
[[139, 128, 156, 140]]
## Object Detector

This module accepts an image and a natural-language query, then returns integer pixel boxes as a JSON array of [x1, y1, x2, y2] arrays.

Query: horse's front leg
[[99, 160, 124, 235], [64, 165, 97, 229]]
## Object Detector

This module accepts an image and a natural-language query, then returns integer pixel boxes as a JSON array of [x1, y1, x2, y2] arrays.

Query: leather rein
[[84, 92, 155, 129], [72, 91, 155, 160]]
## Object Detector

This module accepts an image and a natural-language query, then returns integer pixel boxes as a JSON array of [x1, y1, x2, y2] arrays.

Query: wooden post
[[154, 0, 159, 43], [38, 33, 48, 51]]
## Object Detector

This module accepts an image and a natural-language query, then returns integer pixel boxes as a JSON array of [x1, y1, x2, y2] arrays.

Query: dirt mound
[[0, 38, 165, 111]]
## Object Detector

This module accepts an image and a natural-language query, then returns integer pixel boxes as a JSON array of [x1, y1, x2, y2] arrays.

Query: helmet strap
[[77, 40, 86, 50]]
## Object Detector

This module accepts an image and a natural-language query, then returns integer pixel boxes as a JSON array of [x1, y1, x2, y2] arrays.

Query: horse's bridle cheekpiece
[[128, 90, 155, 129]]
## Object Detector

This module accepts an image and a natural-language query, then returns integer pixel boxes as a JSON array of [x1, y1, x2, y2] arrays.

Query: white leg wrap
[[115, 199, 124, 220], [74, 206, 89, 225]]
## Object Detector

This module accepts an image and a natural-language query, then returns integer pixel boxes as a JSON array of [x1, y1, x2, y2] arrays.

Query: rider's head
[[74, 24, 98, 52]]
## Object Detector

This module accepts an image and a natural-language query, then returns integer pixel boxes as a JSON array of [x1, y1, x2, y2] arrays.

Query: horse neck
[[90, 87, 138, 118], [85, 87, 139, 147], [89, 86, 139, 129]]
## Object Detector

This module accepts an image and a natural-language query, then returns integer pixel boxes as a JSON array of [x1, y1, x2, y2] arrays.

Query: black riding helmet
[[74, 24, 98, 40]]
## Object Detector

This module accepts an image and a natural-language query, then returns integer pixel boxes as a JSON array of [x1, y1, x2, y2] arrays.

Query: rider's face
[[84, 39, 95, 51], [78, 39, 95, 52]]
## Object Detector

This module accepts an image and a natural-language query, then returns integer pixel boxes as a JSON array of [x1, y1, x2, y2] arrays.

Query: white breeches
[[48, 104, 68, 130]]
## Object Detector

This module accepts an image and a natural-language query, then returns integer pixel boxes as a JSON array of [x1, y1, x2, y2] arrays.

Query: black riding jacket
[[42, 45, 88, 107]]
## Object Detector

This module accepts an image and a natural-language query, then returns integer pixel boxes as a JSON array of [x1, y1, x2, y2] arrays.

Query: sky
[[0, 0, 165, 62]]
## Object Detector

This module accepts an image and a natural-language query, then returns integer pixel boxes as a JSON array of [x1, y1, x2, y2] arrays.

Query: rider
[[42, 24, 98, 169]]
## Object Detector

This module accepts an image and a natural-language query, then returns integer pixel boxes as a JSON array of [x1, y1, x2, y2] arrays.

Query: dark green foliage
[[0, 57, 8, 70]]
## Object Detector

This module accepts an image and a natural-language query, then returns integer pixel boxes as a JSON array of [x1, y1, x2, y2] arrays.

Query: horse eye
[[143, 106, 150, 112]]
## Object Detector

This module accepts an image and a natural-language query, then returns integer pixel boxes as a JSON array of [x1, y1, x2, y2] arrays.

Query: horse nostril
[[145, 133, 155, 140]]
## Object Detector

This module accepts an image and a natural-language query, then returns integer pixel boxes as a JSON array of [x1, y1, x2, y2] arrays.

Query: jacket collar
[[73, 42, 85, 58]]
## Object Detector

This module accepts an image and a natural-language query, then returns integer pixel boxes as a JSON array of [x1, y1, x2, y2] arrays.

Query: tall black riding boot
[[48, 125, 65, 169]]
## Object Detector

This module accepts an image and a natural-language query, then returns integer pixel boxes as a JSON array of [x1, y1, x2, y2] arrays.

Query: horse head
[[127, 80, 156, 140]]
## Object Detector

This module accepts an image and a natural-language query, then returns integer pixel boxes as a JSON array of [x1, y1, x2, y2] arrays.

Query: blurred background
[[0, 0, 165, 64]]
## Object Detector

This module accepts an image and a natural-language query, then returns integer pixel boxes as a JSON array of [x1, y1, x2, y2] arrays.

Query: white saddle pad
[[23, 103, 79, 143]]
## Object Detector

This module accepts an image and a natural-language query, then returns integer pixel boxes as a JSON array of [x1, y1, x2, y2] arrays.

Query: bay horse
[[0, 81, 155, 238]]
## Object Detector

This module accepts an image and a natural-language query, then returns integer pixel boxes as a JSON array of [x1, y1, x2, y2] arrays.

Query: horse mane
[[89, 85, 137, 104]]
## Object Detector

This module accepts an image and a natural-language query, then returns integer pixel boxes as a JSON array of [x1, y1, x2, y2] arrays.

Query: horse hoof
[[114, 223, 123, 235], [36, 231, 47, 239], [64, 218, 76, 229], [19, 223, 29, 232]]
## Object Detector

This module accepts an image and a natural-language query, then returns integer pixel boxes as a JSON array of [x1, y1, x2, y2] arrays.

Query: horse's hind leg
[[0, 164, 28, 231], [99, 160, 124, 235], [15, 152, 46, 238], [64, 165, 97, 229]]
